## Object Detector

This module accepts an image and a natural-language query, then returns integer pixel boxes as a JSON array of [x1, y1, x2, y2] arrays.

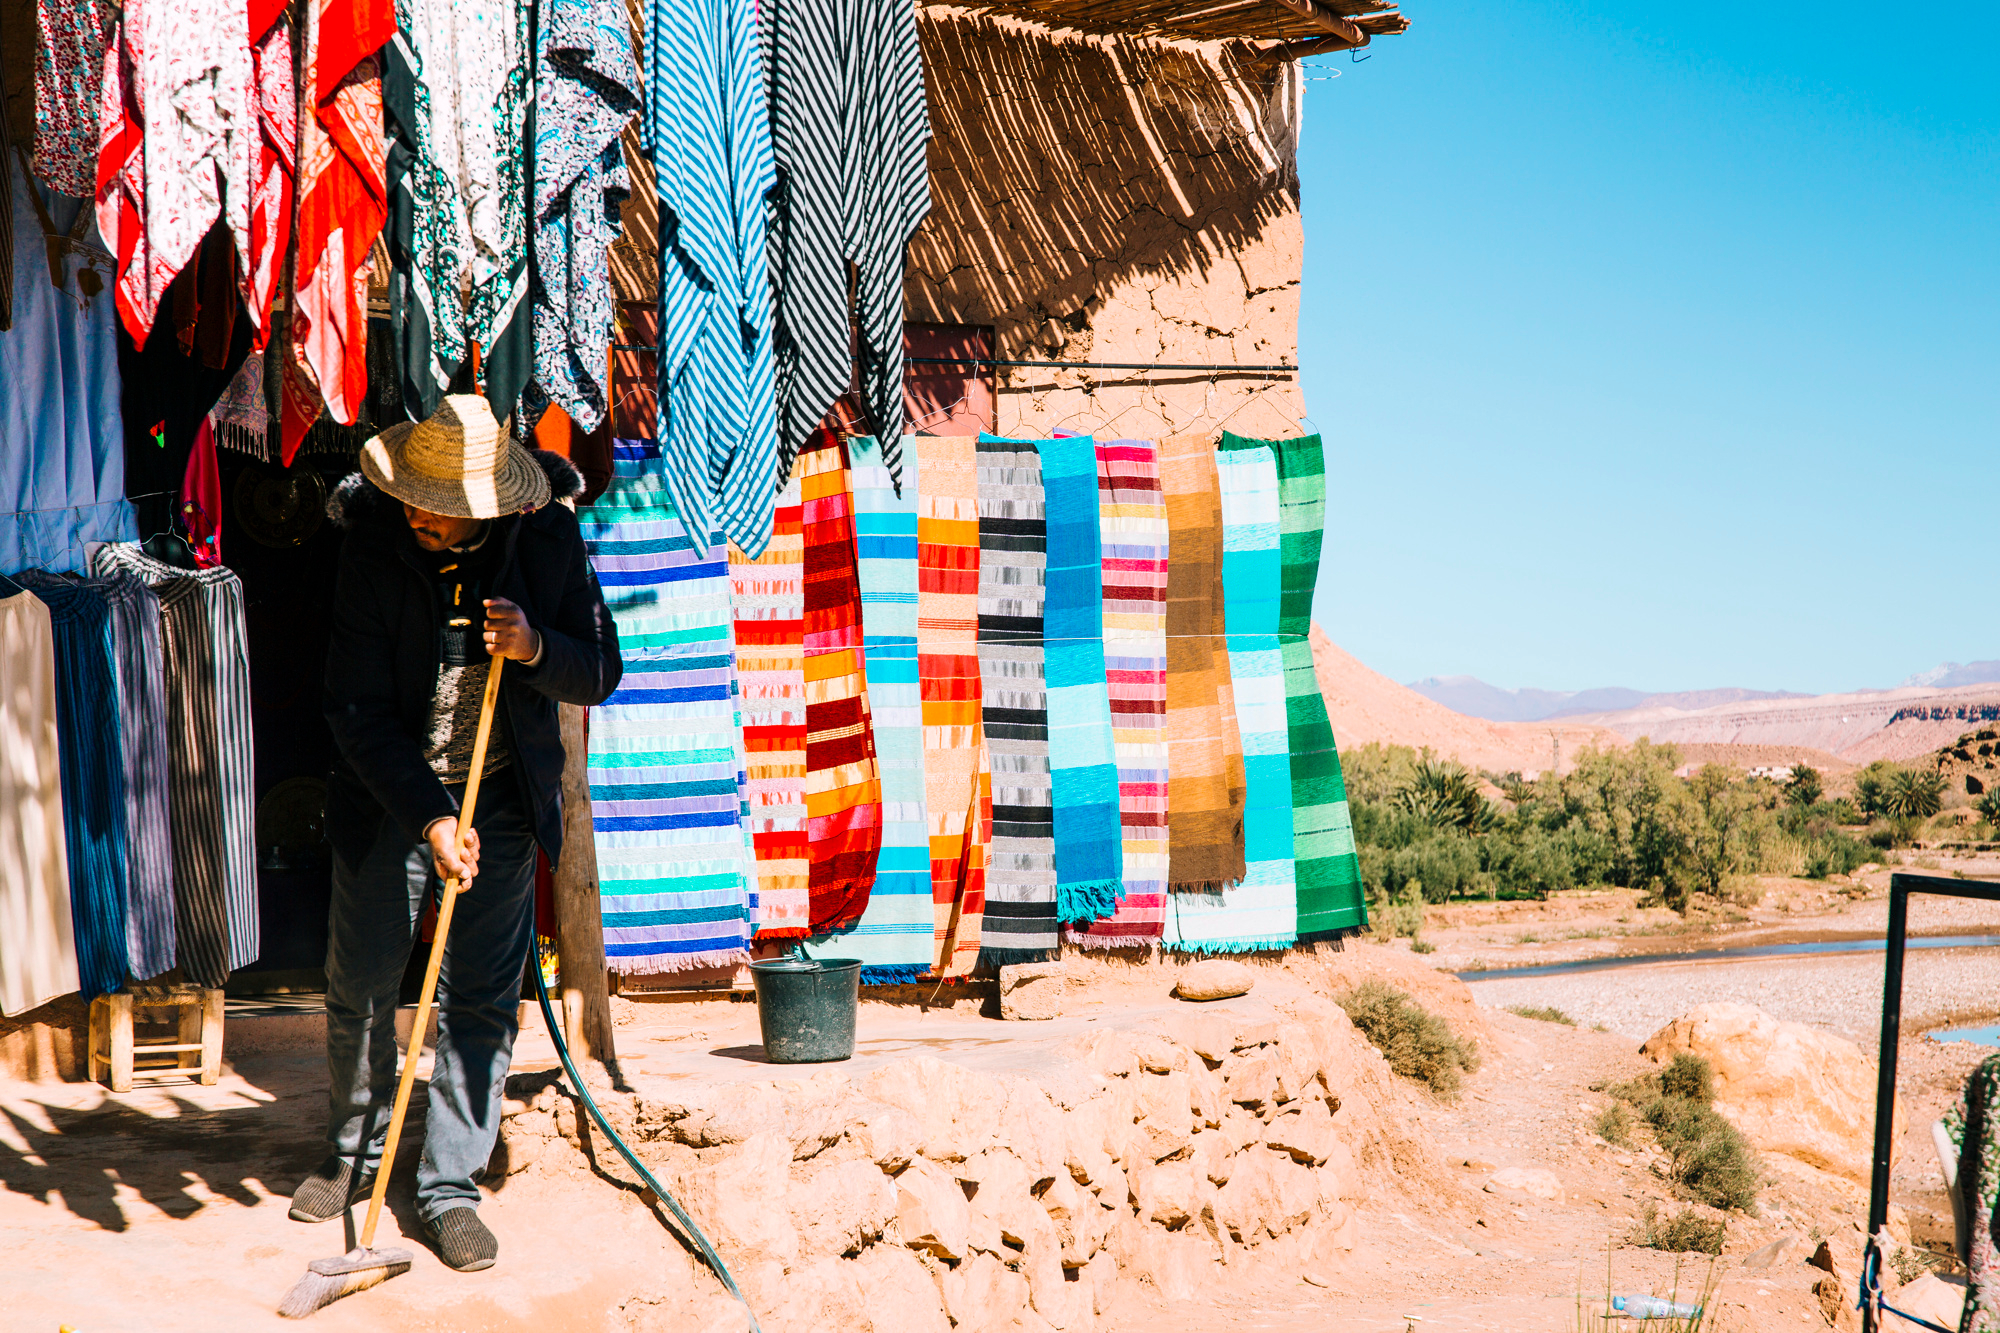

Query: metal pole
[[1862, 879, 1910, 1333]]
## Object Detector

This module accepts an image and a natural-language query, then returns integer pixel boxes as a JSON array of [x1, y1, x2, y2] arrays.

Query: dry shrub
[[1336, 979, 1480, 1100]]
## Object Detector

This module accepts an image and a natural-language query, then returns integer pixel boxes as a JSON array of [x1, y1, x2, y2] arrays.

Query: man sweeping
[[294, 395, 620, 1272]]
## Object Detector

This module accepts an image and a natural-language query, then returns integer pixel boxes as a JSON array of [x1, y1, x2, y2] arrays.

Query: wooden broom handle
[[359, 657, 505, 1249]]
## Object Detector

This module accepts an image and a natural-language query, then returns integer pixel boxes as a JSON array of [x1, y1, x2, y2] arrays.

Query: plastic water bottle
[[1612, 1295, 1703, 1319]]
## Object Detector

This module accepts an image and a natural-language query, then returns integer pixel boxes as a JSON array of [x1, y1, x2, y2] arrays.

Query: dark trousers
[[323, 773, 536, 1221]]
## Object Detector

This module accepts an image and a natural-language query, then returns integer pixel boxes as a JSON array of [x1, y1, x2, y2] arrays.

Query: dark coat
[[322, 450, 621, 871]]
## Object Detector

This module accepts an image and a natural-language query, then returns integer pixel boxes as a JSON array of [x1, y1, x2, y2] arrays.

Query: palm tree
[[1783, 765, 1823, 807], [1882, 767, 1948, 821], [1395, 758, 1495, 833]]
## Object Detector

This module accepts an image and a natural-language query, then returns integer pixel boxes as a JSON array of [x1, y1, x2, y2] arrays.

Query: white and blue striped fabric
[[829, 435, 933, 982], [644, 0, 780, 559]]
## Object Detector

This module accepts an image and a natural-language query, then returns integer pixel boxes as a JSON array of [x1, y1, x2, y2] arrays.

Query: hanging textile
[[533, 0, 641, 433], [181, 421, 224, 568], [147, 578, 233, 986], [208, 351, 274, 460], [1038, 434, 1123, 924], [99, 574, 177, 981], [581, 438, 754, 972], [762, 0, 931, 491], [95, 0, 252, 346], [33, 0, 109, 198], [1223, 431, 1368, 937], [385, 0, 534, 425], [834, 434, 933, 982], [1165, 444, 1297, 954], [644, 0, 780, 558], [914, 434, 987, 977], [28, 581, 128, 1000], [1945, 1055, 2000, 1333], [93, 545, 260, 974], [243, 3, 296, 348], [799, 428, 883, 934], [1, 169, 133, 574], [1158, 436, 1246, 893], [0, 589, 80, 1017], [280, 0, 394, 461], [1068, 439, 1169, 948], [731, 476, 808, 940], [975, 433, 1056, 967]]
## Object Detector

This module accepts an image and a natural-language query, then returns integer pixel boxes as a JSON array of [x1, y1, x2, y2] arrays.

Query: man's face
[[403, 503, 482, 552]]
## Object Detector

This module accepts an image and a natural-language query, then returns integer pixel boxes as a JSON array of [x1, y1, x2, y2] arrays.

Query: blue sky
[[1295, 1, 1999, 696]]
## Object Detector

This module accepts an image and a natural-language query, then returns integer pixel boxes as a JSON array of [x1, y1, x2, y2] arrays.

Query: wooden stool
[[88, 987, 225, 1092]]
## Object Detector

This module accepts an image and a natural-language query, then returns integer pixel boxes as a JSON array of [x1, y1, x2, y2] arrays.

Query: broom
[[279, 657, 506, 1318]]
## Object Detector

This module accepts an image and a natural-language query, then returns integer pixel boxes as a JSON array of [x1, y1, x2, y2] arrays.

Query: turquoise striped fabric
[[644, 0, 780, 558], [581, 438, 755, 973], [828, 434, 933, 983], [1040, 433, 1124, 924], [1164, 443, 1297, 953]]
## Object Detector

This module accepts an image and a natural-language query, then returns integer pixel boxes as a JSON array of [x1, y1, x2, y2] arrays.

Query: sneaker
[[288, 1156, 376, 1222], [426, 1206, 498, 1272]]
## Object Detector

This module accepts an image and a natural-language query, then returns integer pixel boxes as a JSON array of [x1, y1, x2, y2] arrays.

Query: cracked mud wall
[[913, 7, 1309, 441]]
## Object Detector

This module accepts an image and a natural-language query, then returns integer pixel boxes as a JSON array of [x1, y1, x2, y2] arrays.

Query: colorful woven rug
[[581, 438, 754, 972], [975, 433, 1057, 966], [914, 434, 987, 976], [730, 474, 808, 939], [1156, 437, 1245, 893], [830, 434, 934, 982], [1165, 441, 1297, 953], [799, 427, 882, 934], [1068, 438, 1168, 948], [1223, 431, 1367, 937], [1039, 433, 1123, 924]]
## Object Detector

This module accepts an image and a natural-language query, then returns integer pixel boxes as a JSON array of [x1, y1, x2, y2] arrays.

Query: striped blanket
[[834, 434, 933, 982], [799, 428, 882, 934], [1039, 433, 1123, 924], [730, 475, 808, 939], [1224, 431, 1368, 936], [1156, 439, 1245, 893], [976, 433, 1057, 966], [915, 434, 987, 976], [581, 438, 754, 972], [1068, 439, 1169, 948], [1166, 440, 1297, 953]]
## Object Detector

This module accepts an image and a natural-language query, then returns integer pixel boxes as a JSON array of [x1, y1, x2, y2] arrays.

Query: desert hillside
[[1309, 625, 1624, 775], [1560, 681, 2000, 762]]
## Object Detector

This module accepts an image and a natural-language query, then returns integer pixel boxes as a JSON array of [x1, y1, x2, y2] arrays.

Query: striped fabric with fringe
[[730, 474, 808, 939]]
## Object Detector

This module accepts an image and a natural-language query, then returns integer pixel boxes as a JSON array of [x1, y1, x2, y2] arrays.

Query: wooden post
[[199, 989, 224, 1085], [551, 702, 616, 1073]]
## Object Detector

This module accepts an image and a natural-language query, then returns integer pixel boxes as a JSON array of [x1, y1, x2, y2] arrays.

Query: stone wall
[[912, 7, 1309, 442]]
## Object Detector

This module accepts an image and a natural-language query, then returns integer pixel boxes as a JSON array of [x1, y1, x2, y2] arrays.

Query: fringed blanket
[[1167, 440, 1298, 953], [1224, 431, 1367, 937], [581, 439, 754, 972], [730, 475, 808, 939], [976, 433, 1057, 967], [1156, 438, 1245, 894], [915, 434, 987, 976], [1946, 1054, 2000, 1331], [799, 428, 882, 934], [835, 434, 934, 983], [1040, 433, 1123, 924], [1069, 439, 1168, 948]]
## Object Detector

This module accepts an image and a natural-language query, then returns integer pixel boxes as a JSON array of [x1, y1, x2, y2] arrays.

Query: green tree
[[1783, 765, 1824, 807], [1394, 757, 1493, 833], [1854, 761, 1898, 816], [1977, 790, 2000, 827], [1882, 767, 1948, 820]]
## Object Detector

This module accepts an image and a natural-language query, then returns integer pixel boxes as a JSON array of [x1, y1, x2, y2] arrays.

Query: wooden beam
[[1262, 0, 1367, 45], [1252, 32, 1365, 61], [552, 703, 618, 1076]]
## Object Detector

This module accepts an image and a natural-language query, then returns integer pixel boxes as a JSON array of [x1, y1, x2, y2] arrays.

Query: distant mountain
[[1407, 675, 1805, 724], [1902, 661, 2000, 689]]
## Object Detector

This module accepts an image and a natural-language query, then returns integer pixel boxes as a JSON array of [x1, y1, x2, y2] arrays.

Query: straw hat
[[359, 395, 550, 519]]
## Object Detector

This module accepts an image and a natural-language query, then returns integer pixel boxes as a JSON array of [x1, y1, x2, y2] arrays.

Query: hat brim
[[360, 423, 551, 519]]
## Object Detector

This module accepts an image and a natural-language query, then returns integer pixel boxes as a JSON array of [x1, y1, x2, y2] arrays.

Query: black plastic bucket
[[748, 955, 863, 1063]]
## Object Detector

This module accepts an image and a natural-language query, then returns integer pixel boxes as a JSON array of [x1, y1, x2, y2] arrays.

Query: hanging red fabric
[[243, 0, 296, 351], [181, 420, 224, 568]]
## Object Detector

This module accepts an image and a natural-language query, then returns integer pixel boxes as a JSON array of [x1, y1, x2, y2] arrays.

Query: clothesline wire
[[610, 345, 1296, 374], [0, 489, 178, 521]]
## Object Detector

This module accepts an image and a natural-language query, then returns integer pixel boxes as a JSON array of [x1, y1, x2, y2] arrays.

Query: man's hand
[[426, 817, 481, 886], [483, 597, 541, 662]]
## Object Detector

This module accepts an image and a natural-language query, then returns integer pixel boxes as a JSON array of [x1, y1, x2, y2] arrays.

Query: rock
[[1640, 1003, 1887, 1182], [1001, 962, 1067, 1020], [688, 1132, 798, 1264], [896, 1158, 972, 1261], [1172, 1012, 1236, 1064], [1175, 960, 1255, 1001], [943, 1253, 1041, 1333], [1888, 1275, 1966, 1332], [795, 1158, 897, 1258], [1814, 1273, 1861, 1332], [1224, 1051, 1281, 1110], [1131, 1160, 1204, 1228], [1484, 1167, 1562, 1202], [1132, 1069, 1195, 1162], [849, 1101, 922, 1172], [1741, 1235, 1793, 1270], [1215, 1147, 1281, 1243], [1264, 1100, 1336, 1167], [1131, 1034, 1187, 1073], [772, 1256, 870, 1333], [852, 1245, 952, 1333]]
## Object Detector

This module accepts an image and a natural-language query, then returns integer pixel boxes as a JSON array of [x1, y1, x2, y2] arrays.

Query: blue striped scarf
[[581, 438, 755, 972], [1039, 433, 1124, 924], [1165, 444, 1297, 953], [829, 434, 933, 983], [646, 0, 780, 558]]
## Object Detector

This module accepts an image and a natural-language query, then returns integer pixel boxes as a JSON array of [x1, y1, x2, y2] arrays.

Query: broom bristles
[[276, 1252, 411, 1318]]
